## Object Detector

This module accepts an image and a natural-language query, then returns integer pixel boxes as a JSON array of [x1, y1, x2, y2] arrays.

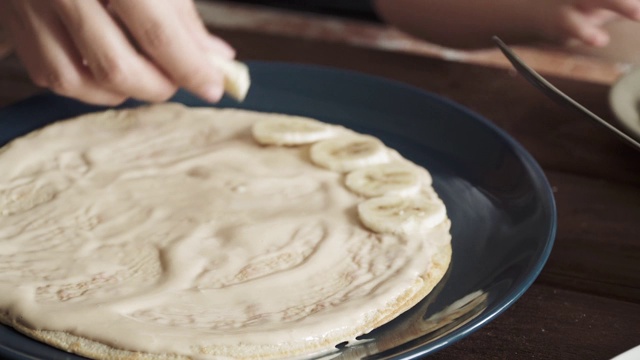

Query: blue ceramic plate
[[0, 62, 556, 360]]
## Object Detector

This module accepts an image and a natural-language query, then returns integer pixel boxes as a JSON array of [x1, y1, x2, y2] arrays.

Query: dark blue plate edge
[[344, 66, 558, 358], [262, 62, 558, 359], [0, 61, 558, 359]]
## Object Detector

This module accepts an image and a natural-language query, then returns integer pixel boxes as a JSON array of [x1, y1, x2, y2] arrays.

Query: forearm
[[373, 0, 550, 49]]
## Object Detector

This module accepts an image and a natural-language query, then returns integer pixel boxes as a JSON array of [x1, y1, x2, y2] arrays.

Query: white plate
[[609, 67, 640, 141], [611, 345, 640, 360]]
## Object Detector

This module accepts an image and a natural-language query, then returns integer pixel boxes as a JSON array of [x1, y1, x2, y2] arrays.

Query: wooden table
[[1, 28, 638, 360]]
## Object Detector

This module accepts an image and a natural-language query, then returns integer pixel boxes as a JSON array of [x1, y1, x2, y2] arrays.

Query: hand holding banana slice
[[208, 55, 251, 102]]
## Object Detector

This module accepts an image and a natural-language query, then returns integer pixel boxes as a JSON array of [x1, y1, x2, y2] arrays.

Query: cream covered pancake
[[0, 104, 451, 360]]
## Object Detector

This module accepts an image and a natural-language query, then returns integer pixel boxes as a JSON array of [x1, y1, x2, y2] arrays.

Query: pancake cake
[[0, 104, 452, 359]]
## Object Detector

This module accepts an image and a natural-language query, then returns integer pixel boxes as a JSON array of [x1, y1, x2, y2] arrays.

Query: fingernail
[[592, 33, 609, 47], [207, 36, 236, 59], [201, 84, 224, 103], [584, 30, 608, 47]]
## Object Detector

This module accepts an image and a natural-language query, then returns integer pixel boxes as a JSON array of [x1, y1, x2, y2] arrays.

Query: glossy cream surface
[[0, 104, 449, 358]]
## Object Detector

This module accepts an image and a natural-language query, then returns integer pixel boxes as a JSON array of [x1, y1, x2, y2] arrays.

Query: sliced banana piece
[[310, 135, 390, 172], [345, 162, 423, 198], [208, 55, 251, 102], [358, 195, 447, 235], [252, 116, 338, 146]]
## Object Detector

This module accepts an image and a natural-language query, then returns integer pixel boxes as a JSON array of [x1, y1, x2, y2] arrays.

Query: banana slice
[[345, 162, 423, 198], [357, 195, 447, 235], [310, 135, 390, 172], [208, 55, 251, 102], [252, 117, 338, 146]]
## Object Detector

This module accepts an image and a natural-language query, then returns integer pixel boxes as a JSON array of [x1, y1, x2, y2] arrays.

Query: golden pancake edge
[[0, 103, 452, 359]]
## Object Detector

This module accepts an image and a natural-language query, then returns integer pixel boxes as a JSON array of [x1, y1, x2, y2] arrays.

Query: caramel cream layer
[[0, 104, 450, 358]]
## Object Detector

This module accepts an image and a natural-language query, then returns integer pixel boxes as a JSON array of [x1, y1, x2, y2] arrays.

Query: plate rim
[[0, 61, 557, 360], [609, 66, 640, 142]]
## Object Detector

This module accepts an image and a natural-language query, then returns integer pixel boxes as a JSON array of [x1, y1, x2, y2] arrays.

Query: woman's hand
[[0, 0, 235, 105], [375, 0, 640, 49], [538, 0, 640, 47]]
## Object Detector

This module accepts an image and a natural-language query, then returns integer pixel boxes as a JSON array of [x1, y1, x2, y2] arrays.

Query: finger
[[1, 0, 126, 105], [53, 0, 177, 103], [109, 0, 226, 102], [177, 0, 235, 59], [562, 8, 611, 46], [585, 0, 640, 20], [204, 35, 236, 59]]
